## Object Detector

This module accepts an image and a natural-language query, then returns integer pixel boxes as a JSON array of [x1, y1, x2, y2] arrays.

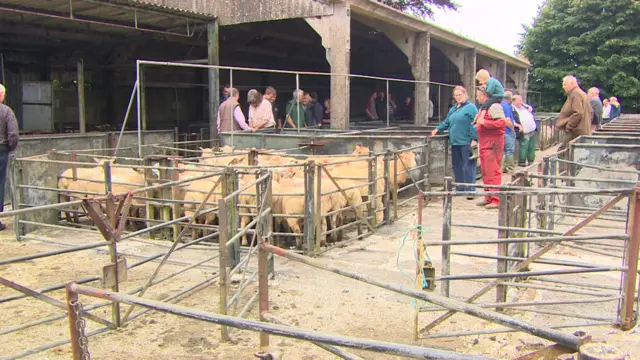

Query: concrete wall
[[6, 130, 175, 212], [569, 136, 640, 211]]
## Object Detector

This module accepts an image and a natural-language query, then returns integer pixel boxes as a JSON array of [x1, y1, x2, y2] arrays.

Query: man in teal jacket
[[431, 86, 478, 195]]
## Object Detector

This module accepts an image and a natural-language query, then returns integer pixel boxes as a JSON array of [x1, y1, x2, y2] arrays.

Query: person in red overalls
[[474, 87, 513, 209]]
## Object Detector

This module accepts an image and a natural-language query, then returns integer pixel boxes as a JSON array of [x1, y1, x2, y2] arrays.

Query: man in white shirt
[[513, 95, 537, 166], [247, 89, 275, 130]]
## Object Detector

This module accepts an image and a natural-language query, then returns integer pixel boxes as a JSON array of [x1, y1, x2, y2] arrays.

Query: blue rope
[[396, 225, 431, 308]]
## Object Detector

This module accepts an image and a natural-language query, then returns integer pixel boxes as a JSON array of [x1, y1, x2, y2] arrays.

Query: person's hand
[[476, 117, 485, 125], [471, 140, 477, 148], [516, 124, 523, 131], [431, 129, 438, 136], [251, 127, 256, 132]]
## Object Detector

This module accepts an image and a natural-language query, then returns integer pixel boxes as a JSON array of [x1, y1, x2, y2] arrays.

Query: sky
[[431, 0, 546, 55]]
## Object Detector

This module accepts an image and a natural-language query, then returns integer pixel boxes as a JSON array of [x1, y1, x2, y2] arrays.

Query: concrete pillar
[[496, 60, 506, 88], [511, 68, 528, 101], [207, 21, 220, 142], [462, 48, 477, 103], [77, 60, 86, 133], [411, 32, 430, 125], [328, 3, 350, 130], [520, 68, 529, 102]]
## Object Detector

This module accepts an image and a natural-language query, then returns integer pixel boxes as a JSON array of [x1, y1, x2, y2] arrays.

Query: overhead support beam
[[348, 0, 530, 69], [305, 3, 350, 130], [509, 66, 527, 99], [463, 48, 477, 102], [208, 21, 220, 144], [77, 60, 86, 134], [210, 0, 332, 25], [410, 32, 430, 125], [522, 69, 529, 103], [351, 14, 414, 60], [433, 41, 464, 75]]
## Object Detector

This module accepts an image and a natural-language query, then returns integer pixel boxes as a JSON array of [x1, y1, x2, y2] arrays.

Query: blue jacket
[[501, 101, 517, 136], [436, 101, 478, 146]]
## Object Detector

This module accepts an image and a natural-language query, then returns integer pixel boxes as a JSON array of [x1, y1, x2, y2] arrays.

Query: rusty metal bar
[[258, 238, 270, 350], [420, 297, 621, 312], [262, 313, 365, 360], [497, 192, 509, 309], [436, 266, 620, 281], [65, 285, 83, 360], [419, 192, 626, 334], [0, 277, 114, 329], [67, 283, 492, 360], [421, 188, 635, 197], [450, 251, 625, 270], [120, 173, 223, 323], [259, 243, 584, 350], [620, 186, 640, 330], [0, 241, 107, 266], [441, 177, 453, 298], [414, 192, 424, 341], [418, 321, 612, 339], [423, 234, 627, 246], [218, 196, 230, 341]]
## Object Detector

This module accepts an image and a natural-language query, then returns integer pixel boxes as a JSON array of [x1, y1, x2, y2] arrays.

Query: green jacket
[[485, 77, 505, 98], [285, 100, 307, 128], [436, 101, 479, 146]]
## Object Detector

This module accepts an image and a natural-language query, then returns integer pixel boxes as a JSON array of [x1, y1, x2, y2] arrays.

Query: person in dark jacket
[[431, 86, 478, 195], [0, 83, 19, 230], [587, 87, 603, 132], [397, 97, 414, 120], [306, 92, 323, 127]]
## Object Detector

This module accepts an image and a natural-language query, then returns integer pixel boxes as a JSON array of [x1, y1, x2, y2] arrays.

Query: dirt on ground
[[1, 146, 639, 360]]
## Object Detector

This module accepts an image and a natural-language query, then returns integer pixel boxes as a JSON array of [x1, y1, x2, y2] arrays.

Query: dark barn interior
[[0, 0, 482, 134]]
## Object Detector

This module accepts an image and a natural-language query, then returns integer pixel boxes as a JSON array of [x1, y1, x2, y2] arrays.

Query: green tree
[[518, 0, 640, 112], [379, 0, 458, 19]]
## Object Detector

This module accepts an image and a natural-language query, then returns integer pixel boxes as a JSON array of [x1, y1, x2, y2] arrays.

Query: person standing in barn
[[474, 86, 512, 209], [264, 87, 282, 128], [513, 95, 537, 167], [556, 75, 591, 151], [217, 88, 254, 133], [284, 89, 307, 128], [431, 86, 478, 197], [247, 89, 275, 130], [0, 84, 19, 230]]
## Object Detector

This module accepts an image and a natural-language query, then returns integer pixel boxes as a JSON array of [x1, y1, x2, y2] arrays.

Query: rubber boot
[[502, 155, 515, 174]]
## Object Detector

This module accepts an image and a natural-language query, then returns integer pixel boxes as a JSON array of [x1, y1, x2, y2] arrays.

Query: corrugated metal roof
[[0, 0, 213, 38], [99, 0, 216, 20]]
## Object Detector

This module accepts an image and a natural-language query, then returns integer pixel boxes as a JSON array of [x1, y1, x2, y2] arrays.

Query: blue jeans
[[504, 131, 516, 157], [451, 145, 475, 192]]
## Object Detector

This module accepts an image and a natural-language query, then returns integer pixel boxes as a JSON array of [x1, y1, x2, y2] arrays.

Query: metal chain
[[71, 299, 91, 360]]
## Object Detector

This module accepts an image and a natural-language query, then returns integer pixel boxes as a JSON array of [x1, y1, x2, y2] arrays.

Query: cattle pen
[[0, 95, 637, 359]]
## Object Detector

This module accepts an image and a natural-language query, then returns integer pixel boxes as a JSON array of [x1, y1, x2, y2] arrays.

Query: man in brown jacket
[[556, 75, 592, 150]]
